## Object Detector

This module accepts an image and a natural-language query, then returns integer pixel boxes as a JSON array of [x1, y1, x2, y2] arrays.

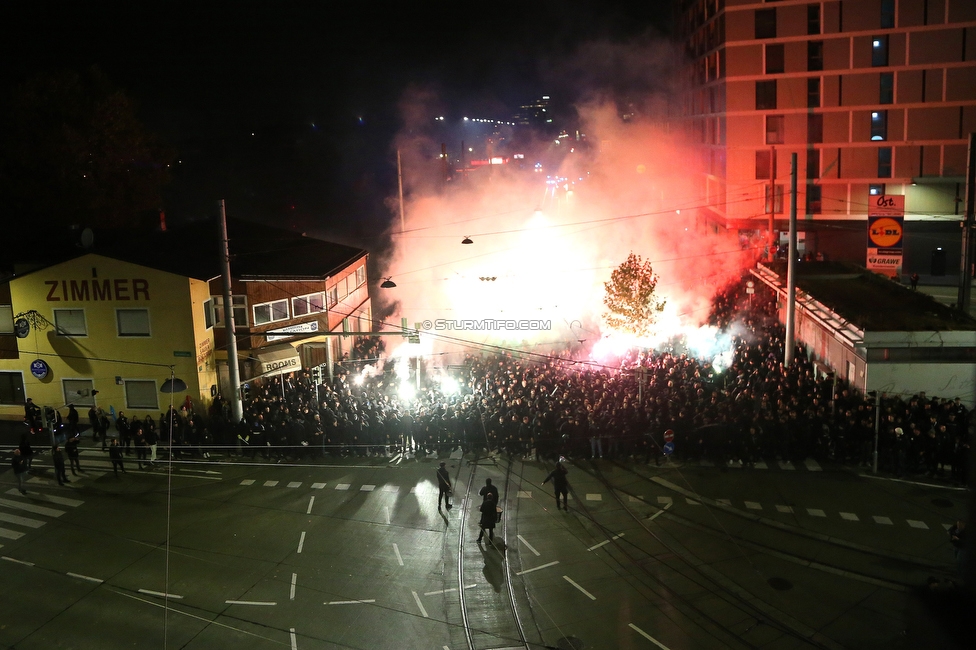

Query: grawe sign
[[866, 195, 904, 278]]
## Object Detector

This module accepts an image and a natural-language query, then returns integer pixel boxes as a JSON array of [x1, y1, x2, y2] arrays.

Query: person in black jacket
[[543, 462, 569, 510], [477, 492, 497, 543], [109, 439, 126, 477], [436, 462, 452, 510], [52, 445, 69, 485]]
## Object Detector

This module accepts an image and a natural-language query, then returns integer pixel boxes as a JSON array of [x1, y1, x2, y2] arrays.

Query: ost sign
[[866, 195, 904, 278]]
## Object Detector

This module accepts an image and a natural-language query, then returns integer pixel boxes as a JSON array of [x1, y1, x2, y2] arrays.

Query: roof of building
[[2, 219, 367, 282], [762, 261, 976, 332]]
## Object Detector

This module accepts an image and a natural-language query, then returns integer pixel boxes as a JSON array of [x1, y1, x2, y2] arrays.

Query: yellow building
[[0, 220, 371, 422]]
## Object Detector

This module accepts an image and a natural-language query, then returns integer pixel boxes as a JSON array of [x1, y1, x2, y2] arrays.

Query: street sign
[[173, 351, 193, 358], [663, 429, 674, 443], [30, 359, 49, 380], [663, 441, 675, 456]]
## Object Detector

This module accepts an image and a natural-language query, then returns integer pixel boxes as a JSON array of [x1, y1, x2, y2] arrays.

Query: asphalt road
[[0, 443, 966, 650]]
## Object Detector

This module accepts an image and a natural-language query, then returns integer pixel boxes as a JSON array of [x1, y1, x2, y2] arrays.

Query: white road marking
[[753, 460, 768, 469], [287, 482, 302, 488], [518, 535, 541, 556], [804, 458, 823, 471], [226, 600, 276, 606], [873, 516, 893, 525], [563, 575, 596, 600], [67, 572, 103, 583], [648, 502, 672, 521], [297, 531, 306, 554], [656, 496, 672, 505], [382, 485, 399, 493], [629, 623, 672, 649], [685, 498, 700, 505], [384, 506, 391, 525], [361, 485, 375, 492], [335, 484, 350, 491], [775, 505, 794, 513], [807, 508, 826, 517], [585, 493, 602, 501], [290, 627, 297, 650], [0, 498, 65, 517], [5, 490, 82, 507], [263, 480, 279, 487], [291, 573, 297, 601], [716, 499, 731, 506], [425, 588, 458, 596], [412, 590, 429, 618], [840, 512, 860, 521], [943, 523, 953, 531], [2, 556, 33, 566], [325, 599, 375, 605], [0, 528, 25, 540], [515, 560, 559, 576], [306, 496, 315, 514], [240, 479, 255, 485], [907, 520, 929, 529], [0, 513, 45, 528], [393, 543, 404, 566], [311, 482, 326, 489], [778, 461, 796, 471], [628, 495, 643, 502], [744, 501, 762, 510], [518, 490, 532, 498], [138, 589, 183, 599]]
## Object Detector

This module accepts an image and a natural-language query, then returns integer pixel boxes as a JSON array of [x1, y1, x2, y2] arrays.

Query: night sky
[[0, 1, 671, 251]]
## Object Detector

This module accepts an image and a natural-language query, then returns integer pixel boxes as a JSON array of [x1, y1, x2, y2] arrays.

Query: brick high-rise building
[[674, 0, 976, 275]]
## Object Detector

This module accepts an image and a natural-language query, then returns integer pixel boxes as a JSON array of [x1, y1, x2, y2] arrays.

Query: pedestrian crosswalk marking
[[716, 499, 731, 506], [685, 498, 701, 505], [807, 508, 826, 517], [311, 483, 326, 489], [0, 498, 65, 518], [240, 480, 255, 486], [840, 512, 859, 521], [360, 485, 375, 492], [804, 459, 822, 472], [0, 513, 45, 528], [382, 485, 399, 493], [4, 490, 82, 507], [775, 505, 793, 513], [744, 501, 762, 510], [263, 480, 279, 487], [907, 520, 929, 529], [778, 461, 796, 471], [585, 494, 602, 501], [0, 528, 26, 540], [753, 460, 768, 469], [287, 482, 302, 488], [873, 516, 893, 525], [628, 495, 643, 502], [657, 497, 673, 505], [336, 484, 351, 491], [518, 491, 532, 498]]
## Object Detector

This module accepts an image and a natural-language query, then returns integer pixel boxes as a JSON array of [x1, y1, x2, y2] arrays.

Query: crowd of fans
[[184, 279, 970, 486]]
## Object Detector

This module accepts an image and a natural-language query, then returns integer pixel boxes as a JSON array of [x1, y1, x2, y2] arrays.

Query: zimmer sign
[[866, 195, 904, 279]]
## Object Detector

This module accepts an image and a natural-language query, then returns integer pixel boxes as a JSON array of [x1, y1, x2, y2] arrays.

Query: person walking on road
[[12, 449, 29, 494], [436, 461, 452, 510], [479, 477, 499, 504], [66, 435, 83, 475], [948, 519, 967, 575], [52, 445, 69, 485], [543, 461, 569, 510], [109, 439, 126, 477], [477, 492, 498, 543]]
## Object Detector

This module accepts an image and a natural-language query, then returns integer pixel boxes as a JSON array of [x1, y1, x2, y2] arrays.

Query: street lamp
[[380, 277, 397, 288]]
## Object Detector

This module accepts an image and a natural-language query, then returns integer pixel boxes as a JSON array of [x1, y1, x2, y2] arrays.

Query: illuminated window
[[766, 115, 784, 144], [355, 265, 366, 287], [872, 36, 888, 67], [765, 184, 784, 214], [869, 184, 886, 196], [871, 110, 887, 141]]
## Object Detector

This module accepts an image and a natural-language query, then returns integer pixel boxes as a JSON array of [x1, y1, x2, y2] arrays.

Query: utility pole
[[397, 149, 405, 233], [768, 147, 777, 262], [957, 132, 976, 313], [785, 153, 798, 367], [218, 200, 244, 425]]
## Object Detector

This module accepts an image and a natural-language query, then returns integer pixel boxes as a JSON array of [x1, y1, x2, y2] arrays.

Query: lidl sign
[[867, 195, 904, 278]]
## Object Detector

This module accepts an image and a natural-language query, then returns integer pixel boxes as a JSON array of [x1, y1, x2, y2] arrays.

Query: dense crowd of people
[[185, 279, 971, 486]]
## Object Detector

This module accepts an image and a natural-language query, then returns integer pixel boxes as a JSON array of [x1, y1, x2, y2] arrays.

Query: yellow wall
[[0, 254, 213, 421]]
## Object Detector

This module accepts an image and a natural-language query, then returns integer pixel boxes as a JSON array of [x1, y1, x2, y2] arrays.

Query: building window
[[766, 44, 784, 74], [355, 265, 366, 287], [765, 115, 784, 144], [62, 379, 95, 407], [806, 184, 822, 213], [253, 299, 290, 326], [293, 292, 325, 317], [203, 298, 214, 329], [124, 380, 159, 410], [806, 149, 820, 179], [117, 309, 151, 337], [807, 4, 821, 35], [881, 0, 895, 28], [327, 286, 339, 308], [755, 9, 776, 39], [756, 80, 777, 110], [871, 110, 888, 141], [214, 295, 248, 328], [54, 309, 87, 337], [756, 150, 774, 180], [872, 36, 889, 67], [808, 114, 823, 143], [808, 41, 823, 71], [0, 304, 12, 334], [807, 78, 821, 108], [0, 371, 25, 405], [869, 184, 886, 196], [765, 184, 784, 214], [879, 72, 893, 104], [878, 147, 892, 178]]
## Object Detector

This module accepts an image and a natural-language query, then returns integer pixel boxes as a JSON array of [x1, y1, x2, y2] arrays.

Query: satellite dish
[[80, 228, 95, 249]]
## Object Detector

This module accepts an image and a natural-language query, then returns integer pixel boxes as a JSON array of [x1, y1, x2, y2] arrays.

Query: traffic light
[[311, 366, 322, 384]]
